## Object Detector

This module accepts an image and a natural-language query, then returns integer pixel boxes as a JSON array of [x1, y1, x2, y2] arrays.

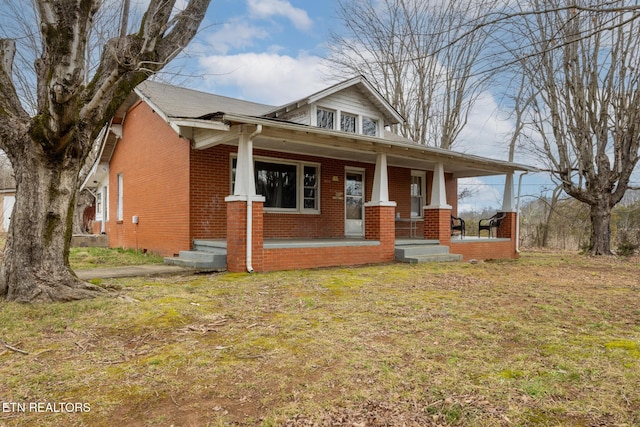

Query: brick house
[[85, 76, 534, 272]]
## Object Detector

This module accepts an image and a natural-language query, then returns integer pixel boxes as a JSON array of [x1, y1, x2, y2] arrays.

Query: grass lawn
[[0, 234, 164, 271], [69, 247, 164, 270], [1, 251, 639, 426]]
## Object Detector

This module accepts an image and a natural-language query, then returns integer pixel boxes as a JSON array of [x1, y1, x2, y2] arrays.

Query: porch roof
[[176, 113, 536, 178]]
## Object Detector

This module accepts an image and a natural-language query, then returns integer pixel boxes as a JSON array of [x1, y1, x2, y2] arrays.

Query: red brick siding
[[365, 205, 396, 261], [262, 245, 393, 272], [451, 240, 518, 260], [226, 199, 264, 272], [106, 101, 191, 256], [423, 208, 452, 247], [189, 146, 383, 239], [190, 145, 234, 240]]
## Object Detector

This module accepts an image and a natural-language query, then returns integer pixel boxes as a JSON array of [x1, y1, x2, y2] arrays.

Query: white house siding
[[280, 109, 309, 125], [313, 87, 384, 135], [1, 193, 15, 232]]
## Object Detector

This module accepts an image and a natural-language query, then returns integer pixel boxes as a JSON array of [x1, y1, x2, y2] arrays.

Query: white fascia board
[[170, 119, 230, 131], [80, 124, 110, 190], [134, 86, 182, 135]]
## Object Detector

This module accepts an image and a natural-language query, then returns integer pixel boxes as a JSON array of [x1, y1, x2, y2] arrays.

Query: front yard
[[1, 251, 639, 426]]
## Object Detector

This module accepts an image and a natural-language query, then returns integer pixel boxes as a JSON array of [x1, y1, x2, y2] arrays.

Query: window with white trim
[[340, 112, 357, 133], [96, 191, 103, 219], [116, 173, 123, 221], [231, 157, 320, 213], [362, 116, 378, 136], [102, 186, 108, 221], [317, 108, 335, 129], [410, 171, 426, 218]]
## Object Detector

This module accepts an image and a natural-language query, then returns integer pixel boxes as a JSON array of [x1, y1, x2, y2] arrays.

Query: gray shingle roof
[[136, 80, 276, 119]]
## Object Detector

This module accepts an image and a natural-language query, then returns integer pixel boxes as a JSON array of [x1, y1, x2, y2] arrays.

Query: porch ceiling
[[182, 114, 536, 178]]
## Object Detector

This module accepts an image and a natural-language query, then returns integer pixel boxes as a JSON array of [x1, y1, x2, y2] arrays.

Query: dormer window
[[362, 117, 378, 136], [315, 106, 380, 137], [341, 113, 357, 133], [317, 108, 335, 129]]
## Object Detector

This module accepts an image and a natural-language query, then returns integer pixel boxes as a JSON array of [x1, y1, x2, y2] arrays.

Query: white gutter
[[246, 124, 263, 273], [516, 171, 529, 253]]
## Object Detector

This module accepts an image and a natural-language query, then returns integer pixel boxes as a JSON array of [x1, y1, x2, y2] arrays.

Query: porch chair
[[478, 212, 506, 238], [451, 215, 465, 238]]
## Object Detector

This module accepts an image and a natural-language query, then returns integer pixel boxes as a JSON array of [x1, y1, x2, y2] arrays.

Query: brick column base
[[365, 203, 396, 262], [225, 196, 264, 272], [424, 208, 452, 246], [497, 211, 517, 239]]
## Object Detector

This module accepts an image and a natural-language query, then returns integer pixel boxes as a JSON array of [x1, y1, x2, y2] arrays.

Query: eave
[[184, 113, 536, 178]]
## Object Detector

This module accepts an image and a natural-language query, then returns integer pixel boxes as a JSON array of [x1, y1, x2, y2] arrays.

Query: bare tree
[[515, 0, 640, 255], [0, 0, 211, 302], [327, 0, 493, 148]]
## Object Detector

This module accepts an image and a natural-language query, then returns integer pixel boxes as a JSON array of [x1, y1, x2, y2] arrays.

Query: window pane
[[345, 173, 363, 196], [255, 161, 297, 209], [304, 198, 316, 209], [304, 167, 316, 187], [362, 117, 378, 136], [341, 114, 356, 133], [411, 176, 422, 197], [317, 109, 334, 129], [303, 166, 318, 210], [411, 174, 424, 217], [411, 197, 422, 218]]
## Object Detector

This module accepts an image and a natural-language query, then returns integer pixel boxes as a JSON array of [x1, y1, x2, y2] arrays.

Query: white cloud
[[247, 0, 313, 31], [206, 19, 270, 55], [198, 52, 337, 105], [456, 91, 515, 160]]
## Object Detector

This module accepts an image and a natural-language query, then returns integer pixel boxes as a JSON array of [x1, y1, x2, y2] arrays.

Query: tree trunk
[[589, 200, 613, 255], [0, 145, 104, 302]]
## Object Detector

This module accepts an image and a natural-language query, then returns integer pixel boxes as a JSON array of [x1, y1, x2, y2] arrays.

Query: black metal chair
[[478, 212, 506, 238], [451, 215, 465, 238]]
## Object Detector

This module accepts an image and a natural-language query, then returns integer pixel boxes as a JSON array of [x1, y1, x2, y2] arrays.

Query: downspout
[[246, 124, 262, 273], [516, 171, 529, 253]]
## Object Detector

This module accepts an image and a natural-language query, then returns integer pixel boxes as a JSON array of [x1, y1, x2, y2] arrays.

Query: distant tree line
[[460, 189, 640, 255]]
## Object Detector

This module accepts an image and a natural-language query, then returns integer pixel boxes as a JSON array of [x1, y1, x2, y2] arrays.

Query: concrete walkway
[[75, 264, 195, 280]]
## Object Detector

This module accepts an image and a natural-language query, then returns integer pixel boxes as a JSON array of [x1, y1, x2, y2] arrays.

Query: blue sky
[[165, 0, 555, 212], [174, 0, 340, 105]]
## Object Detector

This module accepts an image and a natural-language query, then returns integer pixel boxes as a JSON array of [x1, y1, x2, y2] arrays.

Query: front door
[[345, 170, 364, 236]]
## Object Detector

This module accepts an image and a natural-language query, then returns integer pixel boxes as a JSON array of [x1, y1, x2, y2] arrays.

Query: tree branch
[[0, 39, 29, 120], [0, 338, 29, 355]]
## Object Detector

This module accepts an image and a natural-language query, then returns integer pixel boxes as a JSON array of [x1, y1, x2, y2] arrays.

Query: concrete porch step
[[164, 249, 226, 271], [394, 241, 462, 263], [193, 240, 226, 253], [395, 244, 450, 258], [399, 253, 463, 263]]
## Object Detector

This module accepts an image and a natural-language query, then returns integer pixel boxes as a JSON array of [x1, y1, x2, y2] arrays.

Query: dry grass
[[1, 251, 639, 426]]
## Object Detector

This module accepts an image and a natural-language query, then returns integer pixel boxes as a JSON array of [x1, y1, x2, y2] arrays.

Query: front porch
[[163, 229, 519, 270], [164, 237, 467, 270]]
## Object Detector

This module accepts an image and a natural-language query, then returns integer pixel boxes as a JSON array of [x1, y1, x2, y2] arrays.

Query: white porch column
[[502, 173, 515, 212], [426, 163, 451, 209], [370, 153, 390, 204], [233, 129, 256, 196]]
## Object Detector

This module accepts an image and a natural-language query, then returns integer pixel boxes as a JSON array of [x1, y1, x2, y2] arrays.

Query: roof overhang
[[171, 113, 536, 178], [266, 76, 405, 127]]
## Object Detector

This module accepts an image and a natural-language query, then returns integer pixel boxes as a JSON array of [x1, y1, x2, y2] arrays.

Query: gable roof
[[135, 80, 276, 119], [264, 75, 405, 126], [88, 77, 535, 187]]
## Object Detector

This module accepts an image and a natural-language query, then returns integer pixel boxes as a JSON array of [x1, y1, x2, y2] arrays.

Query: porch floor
[[193, 238, 442, 249]]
